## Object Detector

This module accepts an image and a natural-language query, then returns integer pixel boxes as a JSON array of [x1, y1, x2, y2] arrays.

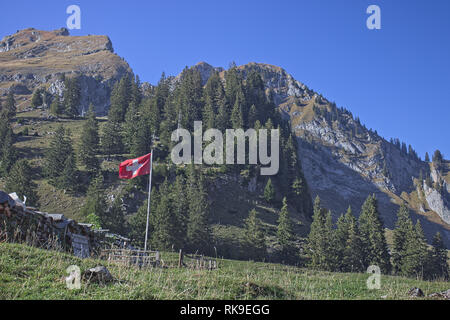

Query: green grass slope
[[0, 242, 448, 300]]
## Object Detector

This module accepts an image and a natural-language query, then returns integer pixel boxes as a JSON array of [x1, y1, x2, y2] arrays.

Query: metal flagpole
[[144, 150, 153, 252]]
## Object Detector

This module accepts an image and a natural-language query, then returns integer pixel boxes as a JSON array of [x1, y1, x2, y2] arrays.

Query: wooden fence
[[100, 248, 161, 268], [178, 250, 217, 270]]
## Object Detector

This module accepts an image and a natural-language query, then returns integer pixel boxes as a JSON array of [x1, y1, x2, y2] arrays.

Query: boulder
[[82, 266, 114, 284], [408, 287, 424, 297]]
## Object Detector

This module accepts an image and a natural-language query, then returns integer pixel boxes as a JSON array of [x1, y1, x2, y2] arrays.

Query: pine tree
[[171, 174, 189, 247], [44, 126, 76, 187], [49, 98, 63, 116], [402, 220, 429, 279], [277, 197, 296, 262], [80, 173, 107, 222], [248, 104, 258, 128], [4, 92, 16, 120], [429, 232, 449, 280], [103, 195, 126, 235], [263, 178, 275, 203], [58, 153, 77, 191], [101, 120, 123, 157], [123, 101, 139, 152], [342, 208, 365, 272], [5, 159, 38, 206], [186, 165, 211, 253], [130, 115, 152, 158], [245, 209, 267, 261], [335, 208, 351, 270], [306, 196, 336, 271], [31, 88, 43, 108], [108, 76, 132, 122], [78, 104, 99, 172], [392, 204, 413, 274], [129, 190, 157, 248], [151, 180, 178, 250], [358, 194, 391, 273], [63, 76, 81, 117], [424, 152, 430, 162], [0, 127, 17, 177], [231, 92, 244, 129]]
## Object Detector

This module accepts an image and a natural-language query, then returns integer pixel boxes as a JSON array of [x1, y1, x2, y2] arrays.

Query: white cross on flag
[[119, 153, 151, 179]]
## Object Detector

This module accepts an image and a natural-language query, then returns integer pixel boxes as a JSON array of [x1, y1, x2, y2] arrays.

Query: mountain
[[0, 28, 132, 114], [206, 62, 449, 245], [0, 29, 448, 247]]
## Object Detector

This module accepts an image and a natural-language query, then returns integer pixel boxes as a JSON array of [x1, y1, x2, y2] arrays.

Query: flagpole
[[144, 150, 153, 252]]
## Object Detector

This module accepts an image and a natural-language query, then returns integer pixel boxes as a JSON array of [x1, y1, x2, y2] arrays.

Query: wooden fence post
[[178, 249, 183, 268]]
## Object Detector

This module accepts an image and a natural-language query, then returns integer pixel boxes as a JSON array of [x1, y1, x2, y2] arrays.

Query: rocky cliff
[[0, 28, 132, 114], [210, 62, 449, 245]]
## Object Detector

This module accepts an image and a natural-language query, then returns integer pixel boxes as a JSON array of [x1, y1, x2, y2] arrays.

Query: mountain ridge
[[0, 28, 448, 245]]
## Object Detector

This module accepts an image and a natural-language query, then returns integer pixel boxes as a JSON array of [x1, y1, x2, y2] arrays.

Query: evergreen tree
[[101, 120, 123, 157], [80, 173, 107, 223], [306, 196, 336, 271], [245, 209, 267, 261], [44, 126, 76, 187], [429, 232, 449, 280], [63, 76, 81, 117], [277, 197, 296, 262], [0, 127, 17, 177], [432, 149, 443, 171], [402, 220, 429, 279], [49, 98, 63, 116], [130, 115, 152, 158], [231, 92, 244, 129], [392, 204, 413, 274], [58, 153, 78, 191], [358, 194, 391, 273], [102, 195, 126, 235], [263, 178, 275, 203], [31, 88, 43, 108], [4, 92, 16, 120], [248, 104, 258, 128], [123, 101, 139, 152], [108, 76, 132, 122], [129, 191, 157, 248], [78, 104, 99, 171], [424, 152, 430, 162], [335, 208, 351, 270], [151, 180, 178, 250], [186, 165, 211, 253], [171, 174, 189, 247], [342, 209, 365, 272], [5, 159, 38, 206]]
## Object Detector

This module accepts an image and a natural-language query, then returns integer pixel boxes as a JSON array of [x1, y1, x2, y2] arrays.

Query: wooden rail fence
[[178, 250, 217, 270], [100, 248, 161, 268]]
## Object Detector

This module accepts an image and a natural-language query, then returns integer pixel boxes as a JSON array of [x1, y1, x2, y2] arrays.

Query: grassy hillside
[[0, 242, 448, 300]]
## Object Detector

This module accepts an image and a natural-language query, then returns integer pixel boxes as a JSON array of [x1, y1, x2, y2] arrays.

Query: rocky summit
[[0, 28, 132, 115]]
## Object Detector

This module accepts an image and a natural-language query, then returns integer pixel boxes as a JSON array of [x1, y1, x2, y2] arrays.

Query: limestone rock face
[[0, 28, 132, 115], [424, 168, 450, 225]]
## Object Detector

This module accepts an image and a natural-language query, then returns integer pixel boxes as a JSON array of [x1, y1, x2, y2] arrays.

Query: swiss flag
[[119, 153, 151, 179]]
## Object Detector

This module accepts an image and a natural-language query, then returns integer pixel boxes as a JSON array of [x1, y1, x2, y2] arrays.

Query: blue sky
[[1, 0, 449, 158]]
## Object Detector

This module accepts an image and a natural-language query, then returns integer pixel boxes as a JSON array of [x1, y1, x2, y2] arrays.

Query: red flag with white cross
[[119, 153, 151, 179]]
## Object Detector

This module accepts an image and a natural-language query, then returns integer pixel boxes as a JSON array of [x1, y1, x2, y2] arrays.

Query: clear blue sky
[[1, 0, 449, 158]]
